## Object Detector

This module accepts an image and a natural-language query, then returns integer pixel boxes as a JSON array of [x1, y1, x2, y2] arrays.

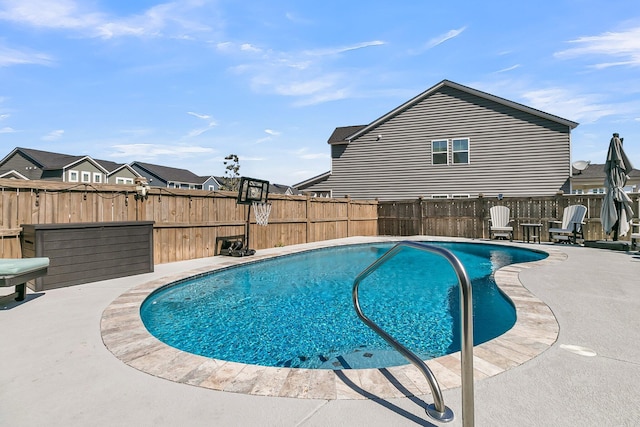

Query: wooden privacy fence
[[3, 178, 639, 265], [0, 179, 378, 263], [378, 194, 640, 242]]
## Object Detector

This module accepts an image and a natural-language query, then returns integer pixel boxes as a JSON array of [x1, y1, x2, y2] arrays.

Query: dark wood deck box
[[20, 221, 154, 291]]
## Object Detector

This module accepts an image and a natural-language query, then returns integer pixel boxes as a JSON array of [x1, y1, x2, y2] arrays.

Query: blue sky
[[1, 0, 639, 186]]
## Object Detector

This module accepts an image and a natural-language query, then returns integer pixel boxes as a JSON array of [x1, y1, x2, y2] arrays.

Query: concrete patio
[[1, 237, 639, 426]]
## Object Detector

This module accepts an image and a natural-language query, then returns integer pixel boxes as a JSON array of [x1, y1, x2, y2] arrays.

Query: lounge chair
[[0, 258, 49, 301], [548, 204, 587, 244], [489, 205, 513, 240], [631, 222, 640, 250]]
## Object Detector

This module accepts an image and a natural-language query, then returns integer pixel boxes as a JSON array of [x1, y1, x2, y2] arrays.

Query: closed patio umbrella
[[600, 133, 634, 240]]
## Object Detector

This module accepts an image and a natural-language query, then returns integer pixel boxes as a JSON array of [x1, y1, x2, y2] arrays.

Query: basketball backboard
[[236, 177, 270, 205]]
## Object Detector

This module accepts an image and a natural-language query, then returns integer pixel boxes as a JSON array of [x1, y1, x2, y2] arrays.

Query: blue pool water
[[141, 242, 547, 370]]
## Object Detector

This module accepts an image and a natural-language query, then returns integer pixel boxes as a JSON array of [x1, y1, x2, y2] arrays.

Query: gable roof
[[131, 161, 203, 184], [103, 162, 141, 177], [5, 147, 82, 169], [572, 163, 640, 180], [6, 147, 108, 173], [94, 158, 128, 173], [293, 171, 331, 189], [335, 80, 579, 143], [0, 169, 29, 179], [327, 125, 367, 144]]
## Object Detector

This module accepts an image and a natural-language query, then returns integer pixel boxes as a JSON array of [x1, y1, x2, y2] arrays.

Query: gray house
[[95, 160, 142, 185], [0, 147, 110, 184], [294, 80, 579, 200], [571, 163, 640, 194], [0, 147, 142, 185], [200, 176, 224, 191], [130, 161, 205, 189]]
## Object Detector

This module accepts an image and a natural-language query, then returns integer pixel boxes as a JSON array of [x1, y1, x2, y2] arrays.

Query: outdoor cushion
[[0, 258, 50, 276]]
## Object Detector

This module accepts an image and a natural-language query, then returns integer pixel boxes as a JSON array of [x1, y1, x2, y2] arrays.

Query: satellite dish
[[572, 160, 591, 171]]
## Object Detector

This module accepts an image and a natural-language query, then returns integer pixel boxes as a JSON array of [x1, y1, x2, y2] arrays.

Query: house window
[[81, 171, 91, 183], [451, 194, 470, 198], [93, 173, 102, 183], [432, 140, 448, 165], [431, 194, 449, 199], [452, 138, 469, 164], [116, 177, 134, 184], [68, 170, 79, 182]]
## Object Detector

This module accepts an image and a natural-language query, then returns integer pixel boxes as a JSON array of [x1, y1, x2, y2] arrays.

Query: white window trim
[[431, 139, 449, 165], [431, 194, 450, 199], [116, 177, 134, 185], [451, 194, 470, 198], [452, 137, 470, 164], [68, 170, 79, 182], [93, 173, 102, 183], [81, 171, 91, 183]]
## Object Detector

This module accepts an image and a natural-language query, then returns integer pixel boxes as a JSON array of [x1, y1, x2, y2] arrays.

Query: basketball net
[[252, 201, 272, 226]]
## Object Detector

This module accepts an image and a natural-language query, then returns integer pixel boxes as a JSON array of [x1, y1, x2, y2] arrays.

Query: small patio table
[[521, 223, 542, 244]]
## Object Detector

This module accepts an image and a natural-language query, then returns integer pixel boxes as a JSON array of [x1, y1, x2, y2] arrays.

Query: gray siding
[[313, 86, 572, 201], [1, 152, 45, 180], [66, 159, 106, 183], [109, 168, 138, 184]]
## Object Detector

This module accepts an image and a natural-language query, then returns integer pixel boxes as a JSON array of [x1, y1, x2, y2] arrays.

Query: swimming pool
[[141, 241, 547, 370]]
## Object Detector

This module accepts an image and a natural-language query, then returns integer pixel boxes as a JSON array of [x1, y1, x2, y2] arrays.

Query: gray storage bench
[[0, 258, 49, 301], [21, 221, 154, 291]]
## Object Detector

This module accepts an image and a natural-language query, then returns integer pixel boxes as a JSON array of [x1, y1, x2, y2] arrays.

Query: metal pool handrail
[[352, 241, 474, 426]]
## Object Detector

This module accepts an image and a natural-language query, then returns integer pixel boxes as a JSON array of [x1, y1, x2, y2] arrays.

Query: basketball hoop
[[252, 201, 272, 226]]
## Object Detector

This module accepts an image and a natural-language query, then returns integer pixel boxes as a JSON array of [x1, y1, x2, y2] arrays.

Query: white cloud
[[555, 26, 640, 67], [42, 129, 64, 141], [424, 27, 467, 51], [221, 40, 385, 106], [240, 43, 261, 53], [303, 41, 385, 57], [185, 111, 217, 138], [274, 75, 340, 97], [521, 88, 616, 124], [187, 111, 212, 120], [295, 148, 329, 160], [0, 126, 16, 133], [0, 0, 215, 40], [254, 129, 282, 144], [109, 143, 214, 159], [0, 114, 9, 120], [495, 64, 521, 73], [0, 44, 53, 67]]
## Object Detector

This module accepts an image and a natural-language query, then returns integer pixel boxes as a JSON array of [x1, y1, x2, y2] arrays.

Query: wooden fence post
[[305, 194, 312, 243]]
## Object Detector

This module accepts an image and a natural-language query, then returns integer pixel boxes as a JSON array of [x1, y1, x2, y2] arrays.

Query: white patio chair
[[489, 205, 513, 240], [548, 204, 587, 244]]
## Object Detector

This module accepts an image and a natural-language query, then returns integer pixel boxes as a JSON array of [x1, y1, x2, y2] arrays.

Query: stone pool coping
[[100, 236, 565, 400]]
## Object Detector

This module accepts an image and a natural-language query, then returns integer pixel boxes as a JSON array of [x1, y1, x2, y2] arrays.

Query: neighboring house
[[0, 147, 143, 185], [293, 171, 332, 197], [211, 177, 300, 195], [269, 183, 302, 196], [130, 161, 205, 189], [0, 169, 29, 180], [0, 147, 109, 184], [293, 79, 579, 201], [571, 163, 640, 194], [93, 159, 142, 185], [200, 176, 223, 191], [106, 163, 143, 185]]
